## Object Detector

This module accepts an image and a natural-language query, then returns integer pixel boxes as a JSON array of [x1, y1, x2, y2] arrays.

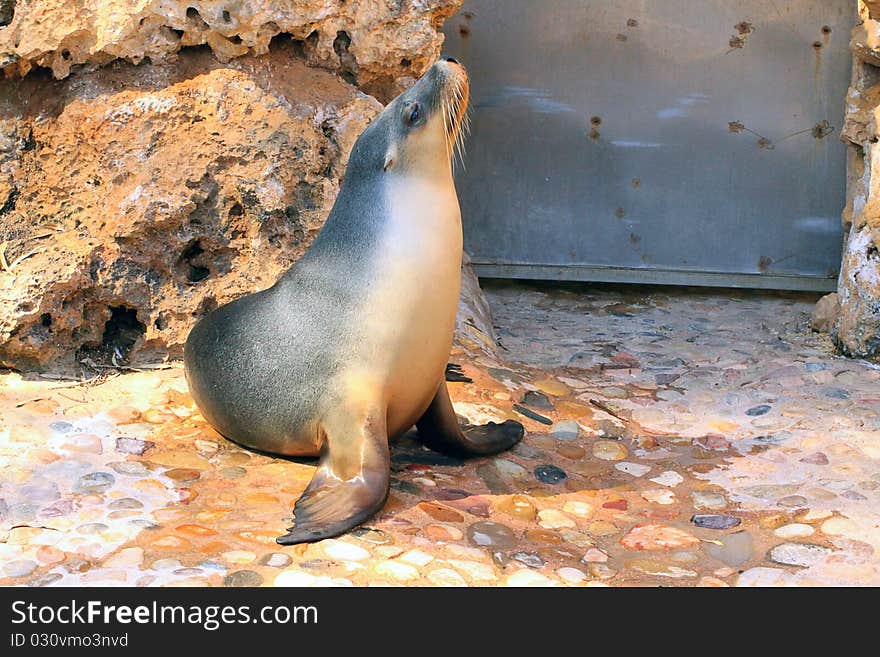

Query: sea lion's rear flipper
[[416, 380, 524, 457], [276, 409, 389, 546]]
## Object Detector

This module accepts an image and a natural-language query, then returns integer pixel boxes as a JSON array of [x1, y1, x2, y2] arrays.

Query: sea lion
[[184, 58, 524, 545]]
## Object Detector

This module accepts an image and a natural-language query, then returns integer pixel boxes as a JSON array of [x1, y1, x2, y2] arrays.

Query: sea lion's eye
[[407, 103, 421, 125]]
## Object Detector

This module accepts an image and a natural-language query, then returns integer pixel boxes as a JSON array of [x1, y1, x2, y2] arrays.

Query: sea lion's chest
[[357, 175, 463, 424]]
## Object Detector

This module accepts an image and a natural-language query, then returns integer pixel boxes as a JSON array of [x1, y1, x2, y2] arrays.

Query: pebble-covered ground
[[2, 281, 879, 587]]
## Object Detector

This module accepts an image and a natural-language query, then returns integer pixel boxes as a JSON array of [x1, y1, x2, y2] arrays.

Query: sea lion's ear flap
[[383, 148, 396, 172]]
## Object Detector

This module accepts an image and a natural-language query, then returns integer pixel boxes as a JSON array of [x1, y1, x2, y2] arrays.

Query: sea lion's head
[[346, 58, 470, 180]]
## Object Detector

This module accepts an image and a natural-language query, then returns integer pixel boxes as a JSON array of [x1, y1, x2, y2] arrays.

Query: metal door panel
[[442, 1, 855, 290]]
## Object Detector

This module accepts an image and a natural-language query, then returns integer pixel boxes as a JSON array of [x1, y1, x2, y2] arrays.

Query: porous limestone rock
[[811, 293, 840, 333], [0, 42, 383, 371], [828, 1, 880, 357], [0, 0, 461, 102]]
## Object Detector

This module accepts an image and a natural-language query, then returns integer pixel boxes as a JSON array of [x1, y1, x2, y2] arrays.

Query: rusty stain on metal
[[727, 119, 831, 148], [812, 120, 834, 139], [728, 21, 753, 52], [758, 256, 773, 273], [728, 120, 776, 149]]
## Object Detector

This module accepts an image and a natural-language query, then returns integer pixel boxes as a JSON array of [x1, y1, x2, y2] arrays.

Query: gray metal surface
[[442, 1, 854, 290]]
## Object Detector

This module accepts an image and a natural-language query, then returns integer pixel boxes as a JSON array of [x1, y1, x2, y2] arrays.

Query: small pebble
[[621, 524, 700, 550], [522, 391, 553, 410], [351, 528, 392, 545], [691, 491, 727, 510], [219, 466, 247, 479], [582, 548, 608, 563], [375, 561, 420, 581], [467, 521, 517, 549], [323, 540, 370, 562], [108, 498, 144, 510], [115, 436, 154, 455], [774, 523, 815, 539], [505, 570, 556, 587], [496, 495, 537, 521], [820, 517, 858, 536], [537, 509, 575, 529], [260, 553, 293, 568], [513, 404, 552, 425], [800, 452, 829, 465], [108, 461, 150, 476], [641, 489, 676, 505], [745, 404, 771, 416], [427, 568, 467, 586], [76, 472, 115, 493], [534, 464, 567, 484], [562, 500, 593, 517], [49, 421, 75, 433], [615, 461, 651, 477], [495, 459, 529, 479], [736, 567, 797, 587], [551, 420, 580, 440], [629, 559, 696, 579], [221, 550, 257, 564], [557, 567, 587, 584], [777, 495, 809, 508], [649, 471, 684, 488], [224, 570, 264, 587], [768, 542, 832, 568], [3, 560, 37, 578], [592, 440, 627, 461], [691, 514, 741, 530], [512, 551, 545, 568], [399, 550, 434, 567]]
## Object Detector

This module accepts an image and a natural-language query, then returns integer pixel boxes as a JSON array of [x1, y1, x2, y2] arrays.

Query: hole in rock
[[0, 0, 15, 27], [177, 240, 211, 283], [334, 31, 358, 85], [101, 306, 145, 358]]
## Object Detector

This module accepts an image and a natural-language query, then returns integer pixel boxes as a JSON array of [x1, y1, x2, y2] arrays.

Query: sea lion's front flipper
[[416, 380, 524, 457], [277, 409, 389, 546]]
